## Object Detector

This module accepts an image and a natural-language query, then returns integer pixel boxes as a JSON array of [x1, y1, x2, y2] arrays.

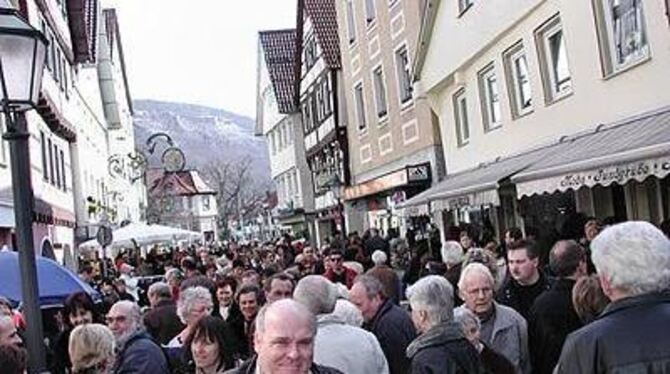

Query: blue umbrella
[[0, 251, 101, 307]]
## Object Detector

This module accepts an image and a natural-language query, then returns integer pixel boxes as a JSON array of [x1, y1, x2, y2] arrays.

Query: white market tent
[[79, 222, 202, 250]]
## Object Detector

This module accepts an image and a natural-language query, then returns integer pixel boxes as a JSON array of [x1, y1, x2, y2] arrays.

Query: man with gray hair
[[294, 275, 389, 374], [143, 281, 184, 345], [226, 299, 343, 374], [349, 275, 416, 374], [366, 250, 401, 304], [555, 221, 670, 373], [406, 275, 482, 373], [107, 300, 168, 373]]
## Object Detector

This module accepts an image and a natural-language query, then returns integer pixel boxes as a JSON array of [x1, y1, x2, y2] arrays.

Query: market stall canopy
[[513, 106, 670, 198], [396, 146, 557, 214], [0, 250, 101, 307], [78, 222, 202, 249]]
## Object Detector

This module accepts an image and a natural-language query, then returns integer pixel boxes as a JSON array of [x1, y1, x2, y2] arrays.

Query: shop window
[[593, 0, 649, 76], [478, 63, 502, 131], [535, 15, 572, 103], [453, 88, 470, 147], [504, 42, 533, 118]]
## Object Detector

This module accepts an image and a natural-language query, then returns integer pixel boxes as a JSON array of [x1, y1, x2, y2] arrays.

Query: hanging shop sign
[[516, 155, 670, 197]]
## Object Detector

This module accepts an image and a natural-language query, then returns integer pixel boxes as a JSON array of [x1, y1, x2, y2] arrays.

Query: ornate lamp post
[[325, 173, 345, 235], [0, 1, 49, 371]]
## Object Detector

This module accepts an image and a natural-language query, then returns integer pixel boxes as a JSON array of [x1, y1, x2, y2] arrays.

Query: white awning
[[514, 107, 670, 197]]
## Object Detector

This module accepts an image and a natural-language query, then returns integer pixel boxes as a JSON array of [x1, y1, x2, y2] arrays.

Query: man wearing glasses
[[107, 300, 169, 373], [323, 250, 357, 289]]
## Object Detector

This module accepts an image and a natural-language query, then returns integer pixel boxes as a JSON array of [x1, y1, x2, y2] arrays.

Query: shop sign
[[558, 158, 670, 189], [407, 164, 431, 182]]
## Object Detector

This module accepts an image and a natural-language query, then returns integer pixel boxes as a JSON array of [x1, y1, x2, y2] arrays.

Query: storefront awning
[[397, 147, 554, 212], [513, 107, 670, 197]]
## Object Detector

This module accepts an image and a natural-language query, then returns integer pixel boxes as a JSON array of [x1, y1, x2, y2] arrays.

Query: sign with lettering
[[407, 164, 431, 182], [516, 155, 670, 197]]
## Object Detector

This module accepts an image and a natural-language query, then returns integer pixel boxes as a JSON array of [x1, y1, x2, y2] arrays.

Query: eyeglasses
[[106, 315, 127, 324], [329, 257, 343, 263]]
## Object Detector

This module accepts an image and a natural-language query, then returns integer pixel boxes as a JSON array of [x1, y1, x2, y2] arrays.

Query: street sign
[[96, 225, 113, 247]]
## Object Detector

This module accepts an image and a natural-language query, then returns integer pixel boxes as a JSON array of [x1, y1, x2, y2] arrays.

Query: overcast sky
[[103, 0, 297, 118]]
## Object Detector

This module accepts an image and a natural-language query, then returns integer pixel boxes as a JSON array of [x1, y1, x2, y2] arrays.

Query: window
[[346, 0, 356, 44], [304, 37, 318, 71], [459, 0, 473, 14], [536, 15, 572, 103], [395, 45, 413, 104], [594, 0, 649, 75], [478, 64, 502, 131], [372, 66, 388, 119], [453, 89, 470, 146], [270, 131, 277, 155], [354, 82, 367, 131], [365, 0, 376, 25], [60, 149, 66, 191], [203, 196, 210, 210], [40, 132, 48, 180], [47, 139, 55, 185], [54, 146, 61, 188], [504, 43, 533, 118]]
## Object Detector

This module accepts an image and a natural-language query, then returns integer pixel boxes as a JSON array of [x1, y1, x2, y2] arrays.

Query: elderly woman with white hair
[[454, 308, 515, 374], [69, 323, 116, 374], [366, 250, 402, 304], [167, 286, 214, 348], [405, 275, 482, 373]]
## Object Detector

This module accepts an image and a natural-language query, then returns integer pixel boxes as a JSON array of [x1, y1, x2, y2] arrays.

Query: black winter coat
[[528, 278, 582, 374], [555, 292, 670, 373], [406, 322, 484, 374], [143, 299, 185, 345], [364, 299, 417, 374]]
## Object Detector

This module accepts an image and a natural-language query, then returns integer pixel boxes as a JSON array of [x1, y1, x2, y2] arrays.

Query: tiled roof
[[302, 0, 341, 69], [259, 29, 297, 113], [147, 169, 216, 198], [66, 0, 99, 63]]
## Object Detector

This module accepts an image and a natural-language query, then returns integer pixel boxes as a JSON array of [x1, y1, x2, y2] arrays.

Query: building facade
[[256, 29, 315, 242], [334, 0, 444, 236], [403, 0, 670, 244], [296, 0, 349, 247]]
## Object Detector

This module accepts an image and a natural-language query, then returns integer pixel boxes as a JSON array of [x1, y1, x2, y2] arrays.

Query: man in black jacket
[[528, 240, 586, 374], [406, 275, 483, 373], [497, 239, 552, 319], [143, 281, 184, 345], [349, 275, 417, 374], [556, 221, 670, 373]]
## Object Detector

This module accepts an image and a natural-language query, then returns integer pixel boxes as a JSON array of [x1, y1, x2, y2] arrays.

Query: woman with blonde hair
[[68, 323, 115, 374]]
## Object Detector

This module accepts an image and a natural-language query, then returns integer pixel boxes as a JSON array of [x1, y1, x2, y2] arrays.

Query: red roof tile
[[259, 29, 297, 113]]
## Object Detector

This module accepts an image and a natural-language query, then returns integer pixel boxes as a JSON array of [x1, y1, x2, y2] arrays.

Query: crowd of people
[[0, 220, 669, 373]]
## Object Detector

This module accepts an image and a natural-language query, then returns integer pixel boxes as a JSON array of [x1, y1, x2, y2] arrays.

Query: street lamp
[[325, 173, 345, 235], [0, 1, 49, 372]]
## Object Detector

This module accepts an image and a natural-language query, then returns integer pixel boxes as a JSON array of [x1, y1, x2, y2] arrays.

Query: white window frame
[[503, 42, 533, 118], [371, 64, 389, 121], [478, 63, 502, 131], [453, 88, 470, 147], [593, 0, 650, 77], [394, 43, 413, 107], [353, 81, 368, 132], [346, 0, 357, 45], [535, 15, 572, 104]]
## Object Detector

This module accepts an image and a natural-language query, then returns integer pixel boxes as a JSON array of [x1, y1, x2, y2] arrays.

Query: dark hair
[[572, 275, 609, 324], [0, 344, 27, 373], [263, 273, 295, 293], [215, 276, 238, 294], [507, 238, 540, 259], [64, 292, 97, 321], [505, 227, 523, 241], [184, 316, 236, 371], [549, 240, 586, 277], [236, 284, 261, 304], [659, 219, 670, 239]]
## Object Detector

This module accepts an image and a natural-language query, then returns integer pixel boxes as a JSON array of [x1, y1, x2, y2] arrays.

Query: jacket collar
[[368, 299, 392, 330], [600, 291, 670, 319], [406, 322, 465, 358], [490, 302, 516, 338]]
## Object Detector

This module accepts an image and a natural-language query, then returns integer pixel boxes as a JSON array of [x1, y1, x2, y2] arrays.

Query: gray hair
[[371, 250, 387, 266], [177, 286, 213, 323], [69, 323, 115, 372], [591, 221, 670, 296], [453, 307, 480, 332], [165, 268, 183, 282], [255, 299, 316, 336], [441, 241, 464, 266], [294, 275, 337, 315], [353, 275, 384, 299], [332, 299, 364, 327], [111, 300, 142, 329], [457, 262, 495, 291], [406, 275, 454, 327], [147, 282, 172, 301]]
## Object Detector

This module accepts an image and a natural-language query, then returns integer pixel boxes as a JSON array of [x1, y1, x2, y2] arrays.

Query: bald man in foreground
[[225, 299, 343, 374]]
